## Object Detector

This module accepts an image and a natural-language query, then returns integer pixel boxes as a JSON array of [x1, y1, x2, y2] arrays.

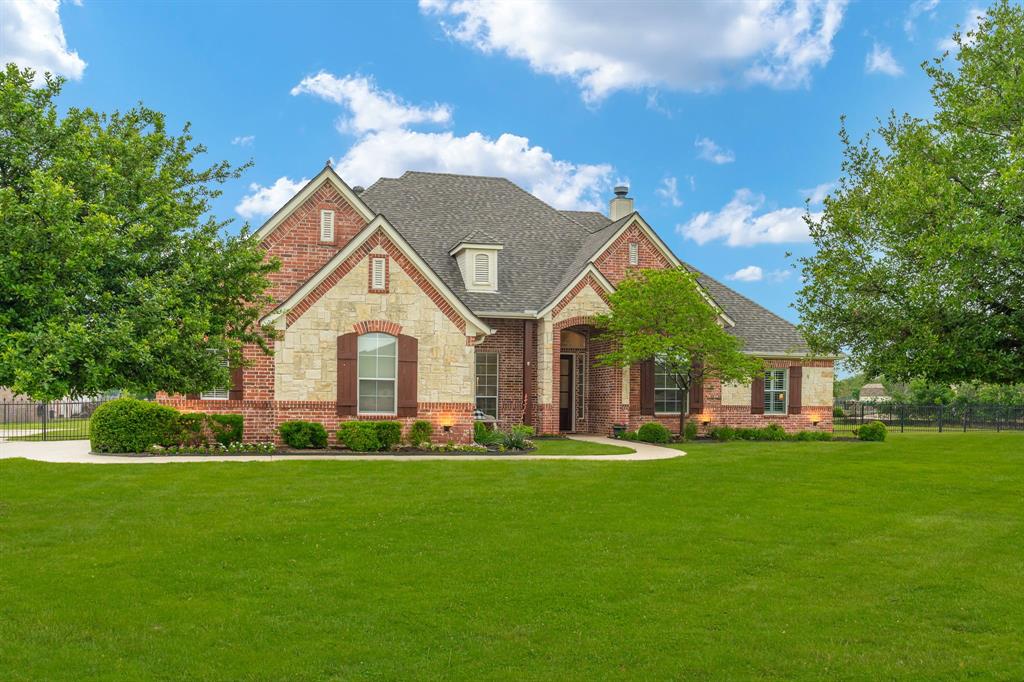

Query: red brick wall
[[261, 179, 367, 304], [476, 318, 529, 428], [594, 221, 673, 285]]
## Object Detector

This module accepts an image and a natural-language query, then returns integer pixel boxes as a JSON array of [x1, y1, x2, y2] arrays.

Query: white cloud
[[655, 177, 683, 207], [289, 70, 614, 211], [695, 137, 735, 165], [938, 6, 983, 52], [904, 0, 939, 37], [865, 42, 903, 76], [1, 0, 86, 82], [291, 72, 452, 134], [333, 128, 612, 211], [235, 176, 308, 219], [800, 181, 834, 205], [767, 268, 792, 283], [726, 265, 763, 282], [678, 189, 819, 246], [231, 135, 255, 147], [420, 0, 847, 103]]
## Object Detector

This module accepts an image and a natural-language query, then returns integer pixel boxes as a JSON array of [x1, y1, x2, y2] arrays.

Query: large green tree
[[0, 65, 278, 400], [594, 268, 763, 435], [796, 0, 1024, 384]]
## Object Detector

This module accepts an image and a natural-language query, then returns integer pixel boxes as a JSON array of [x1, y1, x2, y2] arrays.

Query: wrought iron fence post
[[900, 403, 905, 433], [938, 404, 943, 432], [963, 406, 968, 433], [42, 401, 48, 441]]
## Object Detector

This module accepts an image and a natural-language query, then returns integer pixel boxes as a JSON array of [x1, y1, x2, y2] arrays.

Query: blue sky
[[2, 0, 984, 324]]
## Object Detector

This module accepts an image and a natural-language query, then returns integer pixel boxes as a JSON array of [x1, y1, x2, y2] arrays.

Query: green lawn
[[2, 433, 1022, 680], [530, 437, 635, 455]]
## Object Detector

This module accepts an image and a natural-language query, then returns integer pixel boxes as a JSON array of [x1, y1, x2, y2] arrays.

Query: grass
[[530, 437, 634, 455], [4, 420, 90, 441], [2, 432, 1022, 680]]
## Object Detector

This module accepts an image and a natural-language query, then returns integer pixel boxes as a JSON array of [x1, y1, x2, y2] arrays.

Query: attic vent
[[320, 209, 335, 242], [628, 242, 639, 265], [371, 257, 386, 290], [474, 253, 490, 284]]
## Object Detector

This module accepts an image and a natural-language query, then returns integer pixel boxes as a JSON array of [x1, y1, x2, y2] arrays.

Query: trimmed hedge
[[408, 420, 433, 445], [91, 398, 179, 453], [373, 421, 403, 450], [637, 422, 671, 444], [208, 413, 244, 445], [278, 420, 328, 449], [176, 412, 208, 446], [708, 425, 833, 442], [855, 420, 887, 441], [337, 422, 380, 451]]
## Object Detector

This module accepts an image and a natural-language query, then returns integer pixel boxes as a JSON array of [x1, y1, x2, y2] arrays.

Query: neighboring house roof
[[859, 383, 890, 399], [292, 169, 813, 355]]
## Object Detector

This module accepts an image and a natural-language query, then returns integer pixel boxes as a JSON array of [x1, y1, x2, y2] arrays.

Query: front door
[[559, 354, 574, 431]]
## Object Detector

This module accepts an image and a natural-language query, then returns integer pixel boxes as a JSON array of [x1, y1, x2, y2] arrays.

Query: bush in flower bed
[[708, 425, 833, 442], [146, 442, 276, 455], [637, 422, 672, 444], [336, 422, 381, 452], [278, 420, 328, 449], [91, 398, 181, 453], [408, 420, 433, 445]]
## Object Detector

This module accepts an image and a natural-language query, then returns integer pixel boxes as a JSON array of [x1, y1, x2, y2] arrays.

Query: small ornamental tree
[[0, 65, 278, 400], [594, 268, 763, 435]]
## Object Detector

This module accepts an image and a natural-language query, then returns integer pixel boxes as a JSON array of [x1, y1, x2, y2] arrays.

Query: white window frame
[[654, 356, 688, 415], [357, 333, 397, 415], [201, 355, 230, 401], [628, 241, 639, 266], [764, 369, 788, 415], [475, 351, 499, 418], [474, 253, 490, 284], [370, 257, 386, 291], [320, 209, 335, 242]]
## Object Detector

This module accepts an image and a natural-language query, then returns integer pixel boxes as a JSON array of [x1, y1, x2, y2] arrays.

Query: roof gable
[[253, 165, 375, 243]]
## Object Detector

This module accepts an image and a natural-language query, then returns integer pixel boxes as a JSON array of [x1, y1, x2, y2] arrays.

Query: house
[[858, 383, 892, 403], [159, 164, 834, 442]]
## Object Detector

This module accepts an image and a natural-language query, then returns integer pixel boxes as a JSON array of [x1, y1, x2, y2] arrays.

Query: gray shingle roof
[[360, 171, 808, 354]]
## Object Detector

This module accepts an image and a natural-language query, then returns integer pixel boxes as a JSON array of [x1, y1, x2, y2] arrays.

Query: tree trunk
[[679, 409, 686, 441]]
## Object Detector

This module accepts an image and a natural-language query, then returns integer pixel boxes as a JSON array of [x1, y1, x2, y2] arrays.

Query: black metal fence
[[0, 400, 106, 441], [833, 400, 1024, 434]]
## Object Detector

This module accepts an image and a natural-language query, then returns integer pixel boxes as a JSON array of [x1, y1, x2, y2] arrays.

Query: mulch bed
[[92, 447, 536, 458]]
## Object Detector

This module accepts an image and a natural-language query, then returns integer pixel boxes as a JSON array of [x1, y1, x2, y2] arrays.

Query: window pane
[[475, 352, 498, 417]]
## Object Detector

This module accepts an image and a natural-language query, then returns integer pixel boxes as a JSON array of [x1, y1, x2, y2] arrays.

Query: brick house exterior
[[159, 167, 833, 443]]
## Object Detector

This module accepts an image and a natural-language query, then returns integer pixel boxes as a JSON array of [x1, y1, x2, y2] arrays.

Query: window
[[628, 241, 639, 265], [474, 253, 490, 284], [201, 355, 230, 400], [370, 257, 386, 290], [654, 356, 685, 414], [475, 351, 498, 418], [357, 333, 397, 414], [320, 209, 335, 242], [764, 369, 787, 414]]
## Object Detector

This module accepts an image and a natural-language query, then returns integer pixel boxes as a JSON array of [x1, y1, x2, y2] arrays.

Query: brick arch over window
[[353, 320, 403, 336]]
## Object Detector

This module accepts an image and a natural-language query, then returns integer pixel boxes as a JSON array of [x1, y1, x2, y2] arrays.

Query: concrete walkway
[[0, 435, 683, 464]]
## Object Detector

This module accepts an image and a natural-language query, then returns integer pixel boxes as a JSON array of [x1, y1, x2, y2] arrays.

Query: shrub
[[619, 430, 638, 441], [90, 398, 179, 453], [683, 420, 698, 441], [278, 420, 328, 449], [855, 420, 887, 441], [791, 430, 833, 441], [408, 420, 433, 445], [474, 421, 503, 446], [176, 412, 207, 446], [762, 423, 787, 441], [637, 422, 671, 444], [709, 426, 737, 441], [501, 427, 532, 450], [208, 414, 244, 445], [337, 421, 381, 451], [510, 424, 535, 438], [372, 421, 402, 450], [833, 406, 846, 418]]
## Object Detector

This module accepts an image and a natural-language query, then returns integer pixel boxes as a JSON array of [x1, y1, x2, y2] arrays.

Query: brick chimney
[[609, 185, 634, 220]]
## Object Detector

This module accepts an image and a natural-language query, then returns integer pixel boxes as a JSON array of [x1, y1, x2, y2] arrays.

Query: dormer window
[[474, 253, 490, 285], [320, 209, 335, 242], [449, 234, 503, 293]]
